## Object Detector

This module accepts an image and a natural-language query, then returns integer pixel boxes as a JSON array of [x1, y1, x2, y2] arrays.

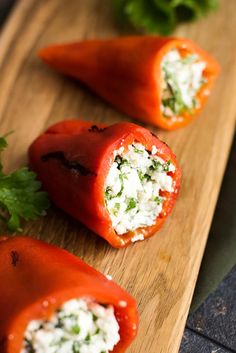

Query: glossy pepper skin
[[39, 36, 220, 130], [29, 120, 181, 248], [0, 236, 138, 353]]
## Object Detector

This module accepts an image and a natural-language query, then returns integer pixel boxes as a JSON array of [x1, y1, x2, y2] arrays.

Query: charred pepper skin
[[38, 36, 220, 130], [29, 120, 181, 248], [0, 236, 138, 353]]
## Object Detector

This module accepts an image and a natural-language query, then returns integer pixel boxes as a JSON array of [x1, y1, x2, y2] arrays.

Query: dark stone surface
[[187, 265, 236, 351], [184, 136, 236, 352], [180, 328, 234, 353], [190, 135, 236, 312]]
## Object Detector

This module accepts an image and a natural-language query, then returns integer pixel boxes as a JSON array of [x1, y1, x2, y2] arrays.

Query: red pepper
[[39, 36, 220, 130], [29, 120, 181, 248], [0, 236, 138, 353]]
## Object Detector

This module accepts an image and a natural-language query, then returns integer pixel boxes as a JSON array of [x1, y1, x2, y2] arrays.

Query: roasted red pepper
[[29, 120, 181, 248], [39, 36, 220, 130], [0, 236, 138, 353]]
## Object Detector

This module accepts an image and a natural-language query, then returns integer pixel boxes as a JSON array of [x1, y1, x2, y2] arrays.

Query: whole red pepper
[[0, 236, 138, 353], [29, 120, 181, 248], [39, 36, 220, 130]]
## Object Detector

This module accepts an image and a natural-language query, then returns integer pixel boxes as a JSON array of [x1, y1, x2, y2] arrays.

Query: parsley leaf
[[113, 0, 219, 35], [0, 135, 50, 231], [0, 137, 7, 152], [126, 198, 137, 212], [154, 196, 163, 205]]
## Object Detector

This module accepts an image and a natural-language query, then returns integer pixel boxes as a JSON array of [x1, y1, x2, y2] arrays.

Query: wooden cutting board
[[0, 1, 235, 352]]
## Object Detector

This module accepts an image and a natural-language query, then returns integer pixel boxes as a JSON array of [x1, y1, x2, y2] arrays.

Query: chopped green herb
[[162, 68, 188, 116], [126, 198, 137, 212], [112, 202, 120, 216], [24, 338, 36, 353], [138, 170, 143, 180], [138, 171, 152, 181], [0, 136, 7, 153], [162, 53, 206, 117], [116, 174, 125, 197], [95, 328, 100, 335], [115, 155, 122, 165], [182, 54, 198, 65], [71, 325, 81, 334], [133, 146, 144, 154], [115, 156, 129, 170], [150, 160, 164, 172], [163, 160, 171, 172], [72, 341, 80, 353], [144, 173, 151, 181], [92, 313, 98, 321], [85, 333, 91, 342], [105, 174, 125, 201], [154, 196, 163, 205], [50, 336, 69, 348], [105, 186, 113, 200]]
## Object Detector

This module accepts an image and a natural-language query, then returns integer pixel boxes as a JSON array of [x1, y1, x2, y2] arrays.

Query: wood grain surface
[[0, 1, 235, 352]]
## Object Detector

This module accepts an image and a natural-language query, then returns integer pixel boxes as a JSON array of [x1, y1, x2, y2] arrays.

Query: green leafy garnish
[[112, 203, 120, 216], [92, 313, 98, 321], [115, 155, 123, 166], [0, 134, 50, 231], [113, 0, 219, 35], [105, 186, 113, 200], [154, 196, 163, 205], [115, 155, 129, 169], [71, 325, 81, 334], [126, 197, 137, 212], [85, 334, 91, 342], [150, 159, 171, 173], [72, 342, 80, 353], [150, 159, 164, 172], [138, 170, 152, 181], [105, 173, 126, 201], [24, 338, 36, 353], [133, 146, 144, 154], [0, 136, 7, 152], [163, 160, 171, 172]]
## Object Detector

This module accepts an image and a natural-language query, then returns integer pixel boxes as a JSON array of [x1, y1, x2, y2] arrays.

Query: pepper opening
[[20, 297, 120, 353], [104, 142, 175, 238], [160, 46, 207, 120]]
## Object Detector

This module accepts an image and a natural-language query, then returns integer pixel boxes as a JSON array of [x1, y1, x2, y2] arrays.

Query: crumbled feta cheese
[[21, 298, 120, 353], [104, 142, 175, 235], [105, 274, 113, 280], [131, 234, 145, 243], [161, 48, 206, 117], [151, 145, 158, 155]]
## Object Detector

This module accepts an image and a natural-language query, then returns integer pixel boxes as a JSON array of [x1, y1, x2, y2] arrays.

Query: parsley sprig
[[113, 0, 219, 35], [0, 134, 50, 231]]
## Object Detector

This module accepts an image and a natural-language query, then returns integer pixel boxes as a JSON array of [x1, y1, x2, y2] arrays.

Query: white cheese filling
[[161, 48, 206, 117], [21, 298, 120, 353], [104, 143, 175, 236]]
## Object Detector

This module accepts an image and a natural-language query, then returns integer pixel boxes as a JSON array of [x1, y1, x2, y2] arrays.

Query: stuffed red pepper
[[39, 36, 220, 130], [0, 236, 138, 353], [29, 120, 181, 248]]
